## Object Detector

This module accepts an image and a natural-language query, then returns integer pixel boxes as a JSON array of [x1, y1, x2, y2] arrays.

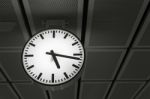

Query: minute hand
[[46, 52, 81, 60]]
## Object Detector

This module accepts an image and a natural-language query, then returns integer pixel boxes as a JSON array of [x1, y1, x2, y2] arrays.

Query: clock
[[22, 29, 85, 86]]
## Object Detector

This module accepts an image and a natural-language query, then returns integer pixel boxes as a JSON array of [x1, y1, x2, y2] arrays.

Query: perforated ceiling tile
[[136, 22, 150, 47], [15, 83, 46, 99], [23, 0, 81, 36], [0, 0, 17, 20], [0, 0, 25, 47], [86, 0, 146, 47], [0, 84, 17, 99], [118, 50, 150, 80], [0, 72, 5, 81], [134, 4, 150, 47], [0, 52, 31, 81], [0, 22, 16, 32], [51, 83, 77, 99], [137, 82, 150, 99], [83, 49, 124, 80], [108, 82, 144, 99], [80, 82, 110, 99], [0, 26, 25, 47]]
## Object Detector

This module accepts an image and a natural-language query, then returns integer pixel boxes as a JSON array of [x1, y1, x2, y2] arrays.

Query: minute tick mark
[[53, 31, 55, 38], [40, 34, 44, 39], [64, 33, 68, 39], [37, 73, 42, 80], [64, 72, 69, 79], [29, 43, 35, 47], [72, 42, 78, 46], [27, 65, 34, 70], [24, 54, 34, 57]]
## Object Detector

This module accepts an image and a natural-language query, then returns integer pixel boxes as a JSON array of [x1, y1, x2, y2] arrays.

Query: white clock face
[[22, 29, 85, 85]]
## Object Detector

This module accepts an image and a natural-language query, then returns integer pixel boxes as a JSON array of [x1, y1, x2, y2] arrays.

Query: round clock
[[22, 29, 85, 86]]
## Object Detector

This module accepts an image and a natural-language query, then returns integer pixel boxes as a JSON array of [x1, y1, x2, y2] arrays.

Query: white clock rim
[[21, 29, 86, 86]]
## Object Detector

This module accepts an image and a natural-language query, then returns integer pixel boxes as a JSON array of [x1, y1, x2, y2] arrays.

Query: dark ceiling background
[[0, 0, 150, 99]]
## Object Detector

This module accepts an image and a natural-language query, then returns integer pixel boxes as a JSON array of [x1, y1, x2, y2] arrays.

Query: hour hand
[[50, 50, 60, 69], [46, 52, 81, 60]]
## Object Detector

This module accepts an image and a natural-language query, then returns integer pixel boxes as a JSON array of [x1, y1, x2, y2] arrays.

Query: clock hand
[[50, 50, 60, 69], [46, 52, 81, 60]]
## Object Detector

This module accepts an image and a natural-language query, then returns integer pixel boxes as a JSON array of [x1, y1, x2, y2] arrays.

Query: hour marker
[[24, 54, 34, 57], [64, 33, 68, 39], [73, 53, 82, 56], [37, 73, 42, 80], [72, 42, 78, 46], [53, 31, 55, 38], [27, 65, 34, 70], [52, 74, 54, 83], [40, 34, 44, 39], [72, 64, 79, 69], [29, 43, 35, 47], [64, 72, 69, 79]]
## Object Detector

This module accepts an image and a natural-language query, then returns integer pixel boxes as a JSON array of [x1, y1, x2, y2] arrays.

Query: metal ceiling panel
[[118, 50, 150, 80], [15, 83, 46, 99], [134, 12, 150, 48], [0, 0, 26, 48], [85, 0, 147, 48], [83, 49, 125, 80], [0, 52, 31, 81], [137, 82, 150, 99], [50, 83, 77, 99], [138, 23, 150, 47], [0, 84, 17, 99], [0, 72, 5, 81], [108, 82, 144, 99], [80, 82, 110, 99]]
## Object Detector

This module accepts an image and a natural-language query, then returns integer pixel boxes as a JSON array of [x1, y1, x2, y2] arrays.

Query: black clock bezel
[[21, 29, 86, 87]]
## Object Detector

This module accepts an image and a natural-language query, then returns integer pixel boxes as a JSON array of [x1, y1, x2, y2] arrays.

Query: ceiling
[[0, 0, 150, 99]]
